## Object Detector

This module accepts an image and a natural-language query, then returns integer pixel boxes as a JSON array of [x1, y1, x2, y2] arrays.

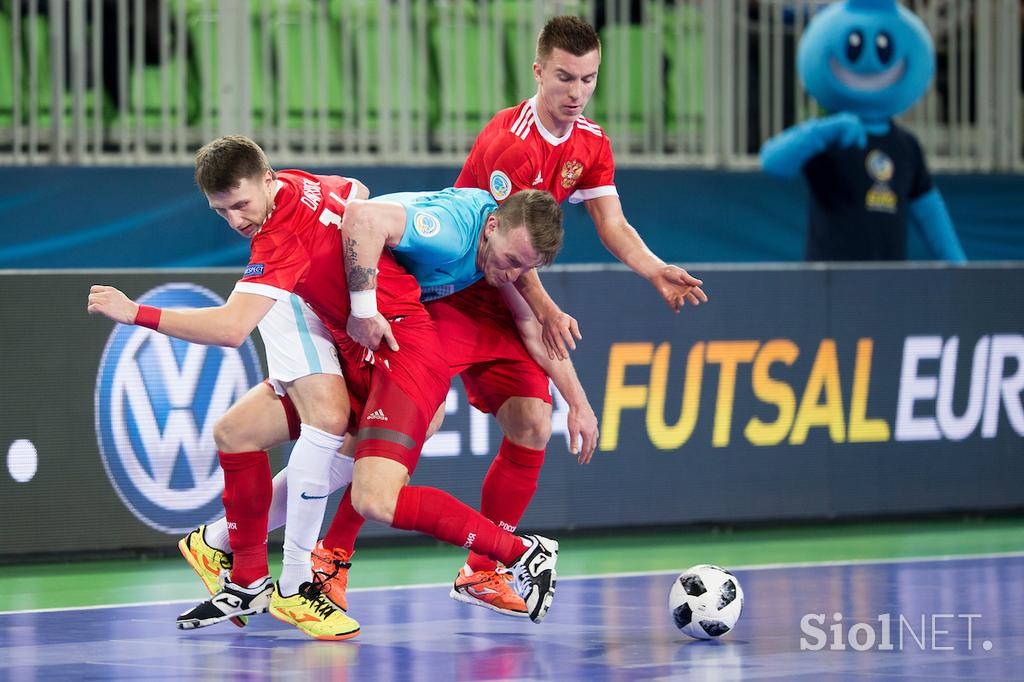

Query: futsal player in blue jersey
[[315, 186, 597, 618]]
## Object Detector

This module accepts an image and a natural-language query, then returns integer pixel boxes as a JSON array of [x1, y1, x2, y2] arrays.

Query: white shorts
[[257, 294, 342, 396]]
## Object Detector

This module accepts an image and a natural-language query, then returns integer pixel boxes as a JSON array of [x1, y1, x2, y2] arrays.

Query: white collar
[[528, 96, 574, 146]]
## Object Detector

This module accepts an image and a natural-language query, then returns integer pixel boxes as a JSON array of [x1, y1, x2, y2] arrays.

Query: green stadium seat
[[429, 0, 509, 147], [0, 9, 13, 128], [663, 3, 706, 143], [329, 0, 434, 144], [186, 0, 270, 130]]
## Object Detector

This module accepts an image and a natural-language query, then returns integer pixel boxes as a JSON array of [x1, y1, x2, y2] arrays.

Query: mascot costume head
[[798, 0, 935, 123]]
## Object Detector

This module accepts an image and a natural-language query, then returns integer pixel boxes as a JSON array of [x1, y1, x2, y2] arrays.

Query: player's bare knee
[[213, 412, 247, 452], [351, 486, 397, 525], [502, 400, 552, 449]]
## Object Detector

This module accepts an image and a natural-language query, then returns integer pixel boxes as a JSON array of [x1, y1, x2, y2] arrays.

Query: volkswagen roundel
[[94, 283, 262, 533]]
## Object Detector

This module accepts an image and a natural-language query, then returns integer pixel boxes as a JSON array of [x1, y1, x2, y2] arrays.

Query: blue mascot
[[760, 0, 966, 261]]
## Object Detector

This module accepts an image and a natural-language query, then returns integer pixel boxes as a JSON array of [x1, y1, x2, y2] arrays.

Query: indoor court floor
[[2, 517, 1022, 680]]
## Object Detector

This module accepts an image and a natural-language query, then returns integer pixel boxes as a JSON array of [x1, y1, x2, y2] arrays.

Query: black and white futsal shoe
[[176, 573, 273, 630], [502, 534, 559, 623]]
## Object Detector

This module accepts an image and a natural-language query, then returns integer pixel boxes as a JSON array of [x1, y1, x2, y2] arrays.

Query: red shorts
[[426, 279, 551, 414], [332, 313, 450, 474]]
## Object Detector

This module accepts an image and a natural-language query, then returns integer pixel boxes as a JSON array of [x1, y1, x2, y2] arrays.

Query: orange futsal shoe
[[449, 565, 529, 617], [311, 540, 352, 611]]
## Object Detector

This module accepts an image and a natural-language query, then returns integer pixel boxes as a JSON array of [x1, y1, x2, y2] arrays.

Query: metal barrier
[[1, 0, 1021, 170]]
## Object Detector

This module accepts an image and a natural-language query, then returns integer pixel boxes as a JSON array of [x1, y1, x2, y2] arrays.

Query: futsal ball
[[669, 564, 744, 639]]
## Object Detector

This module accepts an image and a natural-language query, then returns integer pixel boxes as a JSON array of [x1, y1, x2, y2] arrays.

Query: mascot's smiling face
[[798, 0, 934, 121]]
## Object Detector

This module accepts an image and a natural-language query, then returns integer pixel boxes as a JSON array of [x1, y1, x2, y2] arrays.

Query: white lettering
[[799, 613, 827, 651], [899, 614, 927, 650], [829, 612, 846, 650], [958, 613, 981, 650], [931, 614, 954, 651], [848, 622, 876, 651], [301, 178, 322, 212], [895, 336, 943, 441], [877, 613, 895, 650], [982, 335, 1024, 438], [937, 336, 989, 441]]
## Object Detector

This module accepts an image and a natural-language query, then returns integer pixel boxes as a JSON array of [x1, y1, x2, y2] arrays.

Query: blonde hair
[[492, 190, 564, 266]]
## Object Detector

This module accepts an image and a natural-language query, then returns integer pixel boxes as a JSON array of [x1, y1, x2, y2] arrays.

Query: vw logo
[[95, 283, 262, 533]]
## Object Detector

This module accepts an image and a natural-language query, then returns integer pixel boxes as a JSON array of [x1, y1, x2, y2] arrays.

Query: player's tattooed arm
[[344, 234, 377, 291], [340, 200, 406, 352]]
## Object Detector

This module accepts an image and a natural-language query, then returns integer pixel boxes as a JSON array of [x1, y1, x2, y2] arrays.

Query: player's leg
[[313, 402, 444, 611], [265, 370, 360, 640], [347, 368, 558, 623], [176, 381, 290, 629]]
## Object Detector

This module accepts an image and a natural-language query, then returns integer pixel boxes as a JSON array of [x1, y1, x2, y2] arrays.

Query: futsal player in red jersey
[[87, 135, 562, 637], [379, 16, 709, 616]]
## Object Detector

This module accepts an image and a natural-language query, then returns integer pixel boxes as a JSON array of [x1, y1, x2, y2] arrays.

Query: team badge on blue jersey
[[413, 212, 441, 238], [95, 283, 262, 533], [489, 170, 512, 201], [243, 263, 265, 278]]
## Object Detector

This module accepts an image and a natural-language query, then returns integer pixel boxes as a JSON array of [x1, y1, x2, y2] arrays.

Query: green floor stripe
[[3, 516, 1023, 612]]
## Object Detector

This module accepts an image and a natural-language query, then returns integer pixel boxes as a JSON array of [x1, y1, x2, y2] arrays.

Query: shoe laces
[[216, 550, 232, 571], [498, 564, 532, 598], [300, 577, 338, 620], [315, 550, 351, 591]]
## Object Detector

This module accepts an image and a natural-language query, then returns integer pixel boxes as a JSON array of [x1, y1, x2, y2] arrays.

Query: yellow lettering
[[646, 342, 705, 449], [705, 341, 760, 447], [745, 339, 799, 446], [848, 338, 891, 442], [790, 339, 846, 444], [599, 343, 654, 451]]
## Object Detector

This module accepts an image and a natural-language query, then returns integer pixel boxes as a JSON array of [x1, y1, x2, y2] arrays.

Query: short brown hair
[[194, 135, 273, 195], [492, 190, 564, 266], [536, 15, 601, 64]]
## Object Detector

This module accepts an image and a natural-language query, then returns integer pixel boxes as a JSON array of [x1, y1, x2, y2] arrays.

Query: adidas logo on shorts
[[367, 409, 388, 421]]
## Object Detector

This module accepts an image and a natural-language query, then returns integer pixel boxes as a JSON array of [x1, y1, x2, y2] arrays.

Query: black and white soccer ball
[[669, 564, 744, 639]]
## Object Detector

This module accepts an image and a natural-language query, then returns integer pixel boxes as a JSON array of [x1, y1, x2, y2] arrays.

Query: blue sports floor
[[2, 553, 1021, 680]]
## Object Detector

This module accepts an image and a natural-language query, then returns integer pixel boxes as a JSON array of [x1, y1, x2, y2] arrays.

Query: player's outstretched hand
[[567, 401, 599, 464], [539, 308, 582, 360], [347, 313, 399, 352], [87, 285, 138, 324], [651, 265, 708, 313]]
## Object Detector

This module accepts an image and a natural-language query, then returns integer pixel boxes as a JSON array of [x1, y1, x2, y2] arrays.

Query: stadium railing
[[0, 0, 1020, 171]]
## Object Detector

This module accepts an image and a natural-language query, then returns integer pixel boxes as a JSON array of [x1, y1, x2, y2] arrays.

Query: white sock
[[265, 454, 355, 534], [279, 424, 345, 595], [203, 518, 230, 553]]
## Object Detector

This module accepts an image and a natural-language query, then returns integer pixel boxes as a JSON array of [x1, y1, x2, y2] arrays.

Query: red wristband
[[134, 304, 162, 330]]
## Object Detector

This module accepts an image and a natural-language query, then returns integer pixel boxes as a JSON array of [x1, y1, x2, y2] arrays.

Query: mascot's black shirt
[[803, 122, 932, 260]]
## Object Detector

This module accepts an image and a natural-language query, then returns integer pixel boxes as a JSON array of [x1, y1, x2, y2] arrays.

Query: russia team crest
[[561, 160, 584, 189], [94, 283, 262, 533]]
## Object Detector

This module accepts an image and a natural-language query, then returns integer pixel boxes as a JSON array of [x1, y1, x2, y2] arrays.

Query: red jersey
[[455, 96, 617, 205], [233, 169, 424, 326]]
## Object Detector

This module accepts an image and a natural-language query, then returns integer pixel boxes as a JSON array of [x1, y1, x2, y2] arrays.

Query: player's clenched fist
[[87, 285, 139, 324]]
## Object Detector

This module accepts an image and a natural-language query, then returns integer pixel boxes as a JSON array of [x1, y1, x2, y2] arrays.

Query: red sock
[[323, 486, 365, 555], [218, 451, 271, 586], [391, 486, 527, 567], [468, 439, 545, 572]]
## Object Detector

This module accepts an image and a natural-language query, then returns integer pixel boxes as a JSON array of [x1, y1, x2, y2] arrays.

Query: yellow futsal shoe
[[178, 525, 247, 627], [270, 580, 361, 641], [450, 565, 529, 617], [311, 540, 353, 611]]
